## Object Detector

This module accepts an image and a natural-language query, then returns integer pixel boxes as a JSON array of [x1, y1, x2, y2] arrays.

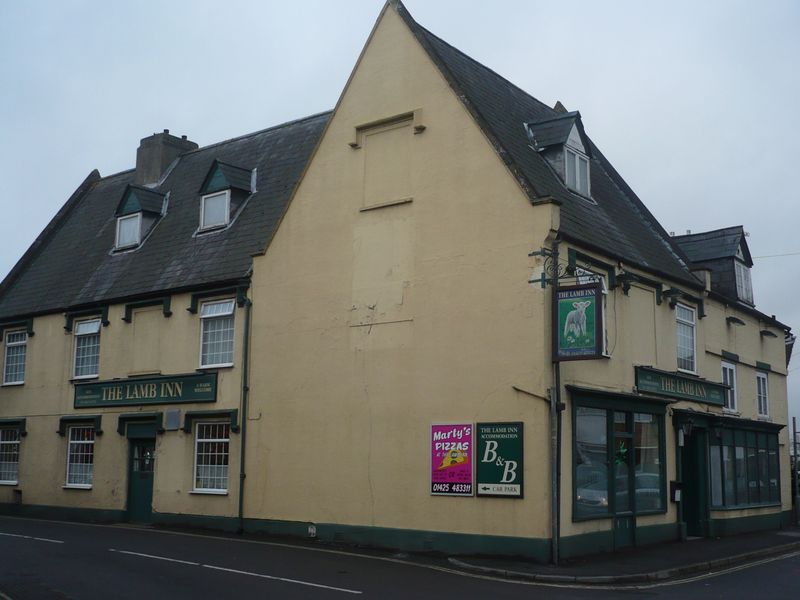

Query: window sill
[[63, 485, 92, 490], [676, 368, 699, 377], [1, 381, 24, 387], [722, 408, 740, 416], [0, 481, 19, 486], [710, 502, 781, 512], [190, 490, 228, 496], [197, 224, 229, 234], [70, 376, 99, 384], [197, 363, 234, 371], [757, 415, 771, 421]]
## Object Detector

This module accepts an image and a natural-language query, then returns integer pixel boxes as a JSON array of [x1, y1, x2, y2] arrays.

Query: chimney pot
[[181, 135, 187, 140], [163, 129, 169, 134]]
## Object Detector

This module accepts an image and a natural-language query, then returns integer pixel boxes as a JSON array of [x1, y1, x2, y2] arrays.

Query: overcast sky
[[1, 1, 798, 419]]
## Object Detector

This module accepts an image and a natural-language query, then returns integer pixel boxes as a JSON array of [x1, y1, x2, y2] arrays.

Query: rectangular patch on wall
[[554, 284, 603, 361], [476, 422, 523, 497], [431, 423, 473, 496]]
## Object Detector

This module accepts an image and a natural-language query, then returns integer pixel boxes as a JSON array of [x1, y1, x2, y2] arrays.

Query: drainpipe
[[237, 298, 252, 534], [549, 238, 565, 565]]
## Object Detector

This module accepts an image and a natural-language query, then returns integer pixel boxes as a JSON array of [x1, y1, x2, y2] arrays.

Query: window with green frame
[[709, 428, 779, 508], [574, 400, 666, 520]]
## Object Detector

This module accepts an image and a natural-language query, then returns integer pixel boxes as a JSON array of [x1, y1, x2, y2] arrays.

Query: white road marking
[[109, 548, 363, 595], [0, 532, 63, 544], [109, 549, 199, 566], [202, 564, 363, 595]]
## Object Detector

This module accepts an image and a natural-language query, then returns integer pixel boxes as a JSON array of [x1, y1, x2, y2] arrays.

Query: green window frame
[[709, 427, 779, 509], [572, 393, 667, 521]]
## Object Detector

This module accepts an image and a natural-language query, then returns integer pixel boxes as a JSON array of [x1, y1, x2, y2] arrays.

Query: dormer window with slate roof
[[198, 160, 255, 233], [525, 111, 592, 198], [114, 185, 166, 250]]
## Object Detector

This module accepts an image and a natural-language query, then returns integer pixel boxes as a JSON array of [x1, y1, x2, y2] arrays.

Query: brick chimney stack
[[134, 129, 198, 185]]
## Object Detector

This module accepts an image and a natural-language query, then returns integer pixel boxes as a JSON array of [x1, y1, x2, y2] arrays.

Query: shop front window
[[574, 401, 665, 520], [709, 428, 779, 508]]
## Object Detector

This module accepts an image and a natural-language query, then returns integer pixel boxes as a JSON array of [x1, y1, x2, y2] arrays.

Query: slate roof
[[0, 112, 330, 321], [394, 2, 701, 289], [673, 226, 751, 266]]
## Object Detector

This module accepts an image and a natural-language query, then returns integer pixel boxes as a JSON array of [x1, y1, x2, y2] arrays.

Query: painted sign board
[[476, 422, 524, 498], [635, 367, 725, 406], [554, 284, 603, 361], [430, 423, 473, 496], [75, 373, 217, 408]]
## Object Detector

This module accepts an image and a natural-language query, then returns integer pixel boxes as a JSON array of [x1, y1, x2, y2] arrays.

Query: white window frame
[[565, 147, 590, 197], [199, 299, 235, 369], [676, 303, 697, 374], [73, 318, 101, 380], [199, 190, 230, 231], [757, 372, 769, 417], [735, 261, 753, 304], [0, 428, 20, 485], [3, 330, 27, 385], [192, 421, 230, 494], [721, 361, 737, 412], [115, 213, 142, 249], [65, 425, 95, 489]]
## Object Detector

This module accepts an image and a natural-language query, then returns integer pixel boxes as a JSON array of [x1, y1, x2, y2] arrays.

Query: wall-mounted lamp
[[680, 419, 694, 438]]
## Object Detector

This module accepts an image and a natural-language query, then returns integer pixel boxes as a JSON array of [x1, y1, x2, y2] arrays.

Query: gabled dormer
[[197, 160, 256, 232], [673, 226, 755, 305], [525, 111, 592, 198], [113, 185, 167, 250]]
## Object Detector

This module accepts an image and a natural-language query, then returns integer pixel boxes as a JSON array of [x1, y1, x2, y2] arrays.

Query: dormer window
[[116, 213, 142, 249], [200, 191, 230, 231], [113, 185, 166, 251], [735, 260, 753, 304], [565, 148, 590, 196]]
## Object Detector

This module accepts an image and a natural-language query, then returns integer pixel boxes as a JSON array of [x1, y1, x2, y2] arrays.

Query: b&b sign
[[476, 422, 523, 498]]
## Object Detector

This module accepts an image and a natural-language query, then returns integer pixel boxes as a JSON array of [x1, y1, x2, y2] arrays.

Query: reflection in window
[[575, 407, 608, 518]]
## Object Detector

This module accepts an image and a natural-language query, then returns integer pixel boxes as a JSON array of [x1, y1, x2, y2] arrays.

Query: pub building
[[0, 1, 793, 562]]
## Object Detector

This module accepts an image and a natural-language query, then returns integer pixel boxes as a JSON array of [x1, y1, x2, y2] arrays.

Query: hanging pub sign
[[476, 422, 523, 498], [430, 423, 473, 496], [554, 283, 604, 361]]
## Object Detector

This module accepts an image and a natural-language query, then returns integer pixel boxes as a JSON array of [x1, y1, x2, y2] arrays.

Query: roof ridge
[[526, 112, 580, 126], [413, 23, 557, 117], [184, 110, 334, 157], [672, 226, 744, 239]]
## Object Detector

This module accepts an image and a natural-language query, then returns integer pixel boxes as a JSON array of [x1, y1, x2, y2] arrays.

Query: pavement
[[448, 527, 800, 584]]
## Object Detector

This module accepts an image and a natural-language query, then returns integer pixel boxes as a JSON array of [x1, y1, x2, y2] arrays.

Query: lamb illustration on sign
[[555, 284, 601, 360], [564, 301, 591, 340]]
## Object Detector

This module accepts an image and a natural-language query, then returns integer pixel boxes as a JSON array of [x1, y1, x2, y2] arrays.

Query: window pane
[[0, 428, 20, 483], [723, 445, 735, 505], [735, 445, 747, 505], [200, 299, 235, 318], [117, 214, 140, 247], [75, 319, 101, 335], [722, 364, 736, 410], [575, 407, 608, 518], [74, 332, 100, 377], [4, 334, 26, 384], [194, 423, 230, 491], [634, 413, 662, 512], [768, 442, 779, 503], [66, 426, 94, 486], [710, 443, 722, 507], [747, 445, 759, 504], [202, 193, 228, 229], [565, 150, 577, 190], [614, 436, 630, 513], [578, 156, 589, 195], [676, 320, 695, 371], [200, 315, 234, 366]]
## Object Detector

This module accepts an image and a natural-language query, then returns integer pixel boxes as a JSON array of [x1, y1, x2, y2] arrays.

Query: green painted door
[[612, 414, 635, 549], [681, 429, 708, 537], [127, 439, 155, 523]]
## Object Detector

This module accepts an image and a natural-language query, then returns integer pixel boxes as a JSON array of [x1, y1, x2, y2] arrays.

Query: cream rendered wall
[[557, 247, 791, 537], [247, 6, 557, 540], [0, 293, 243, 518]]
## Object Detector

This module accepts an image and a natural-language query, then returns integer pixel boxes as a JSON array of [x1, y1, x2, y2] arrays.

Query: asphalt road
[[1, 516, 798, 599]]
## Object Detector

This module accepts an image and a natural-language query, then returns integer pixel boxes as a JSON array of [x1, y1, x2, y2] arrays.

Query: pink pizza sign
[[430, 423, 473, 496]]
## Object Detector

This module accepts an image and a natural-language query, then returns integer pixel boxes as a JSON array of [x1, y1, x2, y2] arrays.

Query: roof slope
[[0, 112, 330, 321], [394, 2, 700, 289], [673, 226, 750, 265]]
